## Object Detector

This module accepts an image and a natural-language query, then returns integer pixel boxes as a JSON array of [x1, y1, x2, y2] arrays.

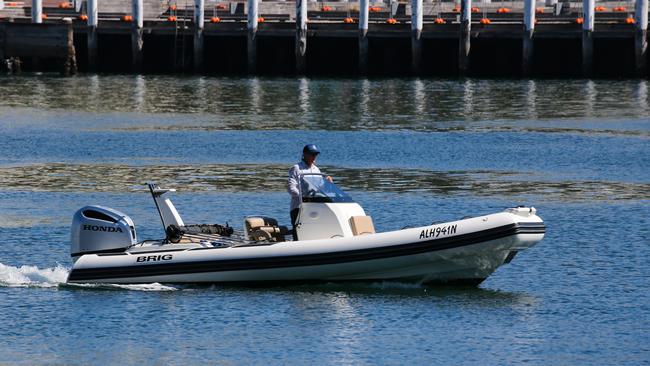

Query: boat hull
[[67, 212, 545, 285]]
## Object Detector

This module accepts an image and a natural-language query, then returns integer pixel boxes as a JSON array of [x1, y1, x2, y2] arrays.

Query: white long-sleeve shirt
[[287, 160, 321, 210]]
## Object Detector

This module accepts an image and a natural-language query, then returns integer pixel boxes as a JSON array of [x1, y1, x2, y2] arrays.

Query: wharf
[[0, 0, 648, 77]]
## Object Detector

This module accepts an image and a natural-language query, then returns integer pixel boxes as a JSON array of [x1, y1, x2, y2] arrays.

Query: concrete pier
[[295, 0, 307, 74], [1, 0, 648, 77], [522, 0, 535, 76], [359, 0, 369, 74], [247, 0, 258, 73], [87, 0, 98, 71], [0, 21, 76, 75], [193, 0, 204, 71], [582, 0, 595, 77], [411, 0, 423, 73], [459, 0, 471, 74], [131, 0, 143, 71], [636, 0, 648, 76]]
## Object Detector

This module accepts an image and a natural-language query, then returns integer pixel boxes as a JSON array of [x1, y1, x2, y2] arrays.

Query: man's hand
[[326, 176, 333, 183]]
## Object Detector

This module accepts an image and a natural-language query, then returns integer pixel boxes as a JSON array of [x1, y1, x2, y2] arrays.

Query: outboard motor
[[71, 206, 137, 258]]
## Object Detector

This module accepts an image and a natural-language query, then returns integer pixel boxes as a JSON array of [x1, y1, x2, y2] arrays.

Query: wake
[[0, 262, 177, 291], [0, 262, 68, 288]]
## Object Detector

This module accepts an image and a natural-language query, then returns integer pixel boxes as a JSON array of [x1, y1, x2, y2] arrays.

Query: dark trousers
[[290, 208, 300, 241]]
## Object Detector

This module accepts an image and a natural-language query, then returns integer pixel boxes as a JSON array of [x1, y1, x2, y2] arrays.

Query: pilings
[[247, 0, 258, 73], [582, 0, 594, 77], [30, 0, 43, 68], [522, 0, 535, 76], [31, 0, 42, 24], [459, 0, 471, 74], [411, 0, 423, 73], [62, 18, 77, 75], [131, 0, 144, 71], [295, 0, 307, 74], [6, 1, 650, 77], [87, 0, 98, 71], [193, 0, 205, 71], [635, 0, 648, 76], [359, 0, 369, 74]]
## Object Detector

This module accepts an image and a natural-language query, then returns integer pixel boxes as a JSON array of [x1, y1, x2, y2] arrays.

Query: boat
[[66, 175, 545, 285]]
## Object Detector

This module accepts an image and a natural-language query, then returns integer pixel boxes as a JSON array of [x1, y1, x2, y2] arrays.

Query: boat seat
[[349, 216, 375, 236], [245, 216, 287, 242], [245, 217, 266, 231], [249, 226, 285, 242]]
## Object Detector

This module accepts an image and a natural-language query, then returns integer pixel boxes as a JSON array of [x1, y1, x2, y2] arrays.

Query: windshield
[[300, 174, 354, 203]]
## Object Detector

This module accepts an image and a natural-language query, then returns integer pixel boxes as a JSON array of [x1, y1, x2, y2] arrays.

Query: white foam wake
[[0, 263, 178, 291], [109, 283, 178, 291], [67, 282, 178, 291], [0, 262, 69, 288]]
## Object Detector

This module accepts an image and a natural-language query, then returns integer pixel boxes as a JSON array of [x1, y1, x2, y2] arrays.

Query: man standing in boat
[[287, 144, 332, 240]]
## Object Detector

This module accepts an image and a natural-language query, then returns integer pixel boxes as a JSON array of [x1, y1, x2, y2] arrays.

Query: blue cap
[[303, 144, 320, 155]]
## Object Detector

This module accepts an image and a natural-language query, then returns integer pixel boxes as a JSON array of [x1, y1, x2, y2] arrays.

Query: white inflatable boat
[[67, 175, 545, 285]]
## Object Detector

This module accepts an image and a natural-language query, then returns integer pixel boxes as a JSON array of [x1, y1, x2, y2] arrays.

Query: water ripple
[[0, 163, 647, 202], [1, 77, 649, 133], [105, 124, 650, 138]]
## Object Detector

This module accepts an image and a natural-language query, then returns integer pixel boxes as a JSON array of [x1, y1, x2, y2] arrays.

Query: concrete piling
[[247, 0, 258, 73], [131, 0, 144, 71], [522, 0, 536, 76], [30, 0, 43, 69], [295, 0, 307, 74], [411, 0, 423, 74], [389, 0, 397, 17], [31, 0, 42, 24], [193, 0, 205, 71], [359, 0, 369, 74], [635, 0, 648, 76], [582, 0, 594, 77], [459, 0, 471, 74], [62, 18, 77, 75], [87, 0, 98, 71]]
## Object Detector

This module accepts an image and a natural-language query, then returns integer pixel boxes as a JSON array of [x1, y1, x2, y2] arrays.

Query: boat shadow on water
[[62, 279, 538, 306], [202, 281, 538, 304]]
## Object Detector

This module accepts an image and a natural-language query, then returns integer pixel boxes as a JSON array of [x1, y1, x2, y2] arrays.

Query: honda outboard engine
[[71, 206, 137, 258]]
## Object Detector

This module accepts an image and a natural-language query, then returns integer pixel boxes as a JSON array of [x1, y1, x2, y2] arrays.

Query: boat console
[[295, 174, 375, 241]]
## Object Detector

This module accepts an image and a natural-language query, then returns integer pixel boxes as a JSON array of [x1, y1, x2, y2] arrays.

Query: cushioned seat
[[245, 217, 266, 231], [349, 216, 375, 236], [245, 217, 286, 242]]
